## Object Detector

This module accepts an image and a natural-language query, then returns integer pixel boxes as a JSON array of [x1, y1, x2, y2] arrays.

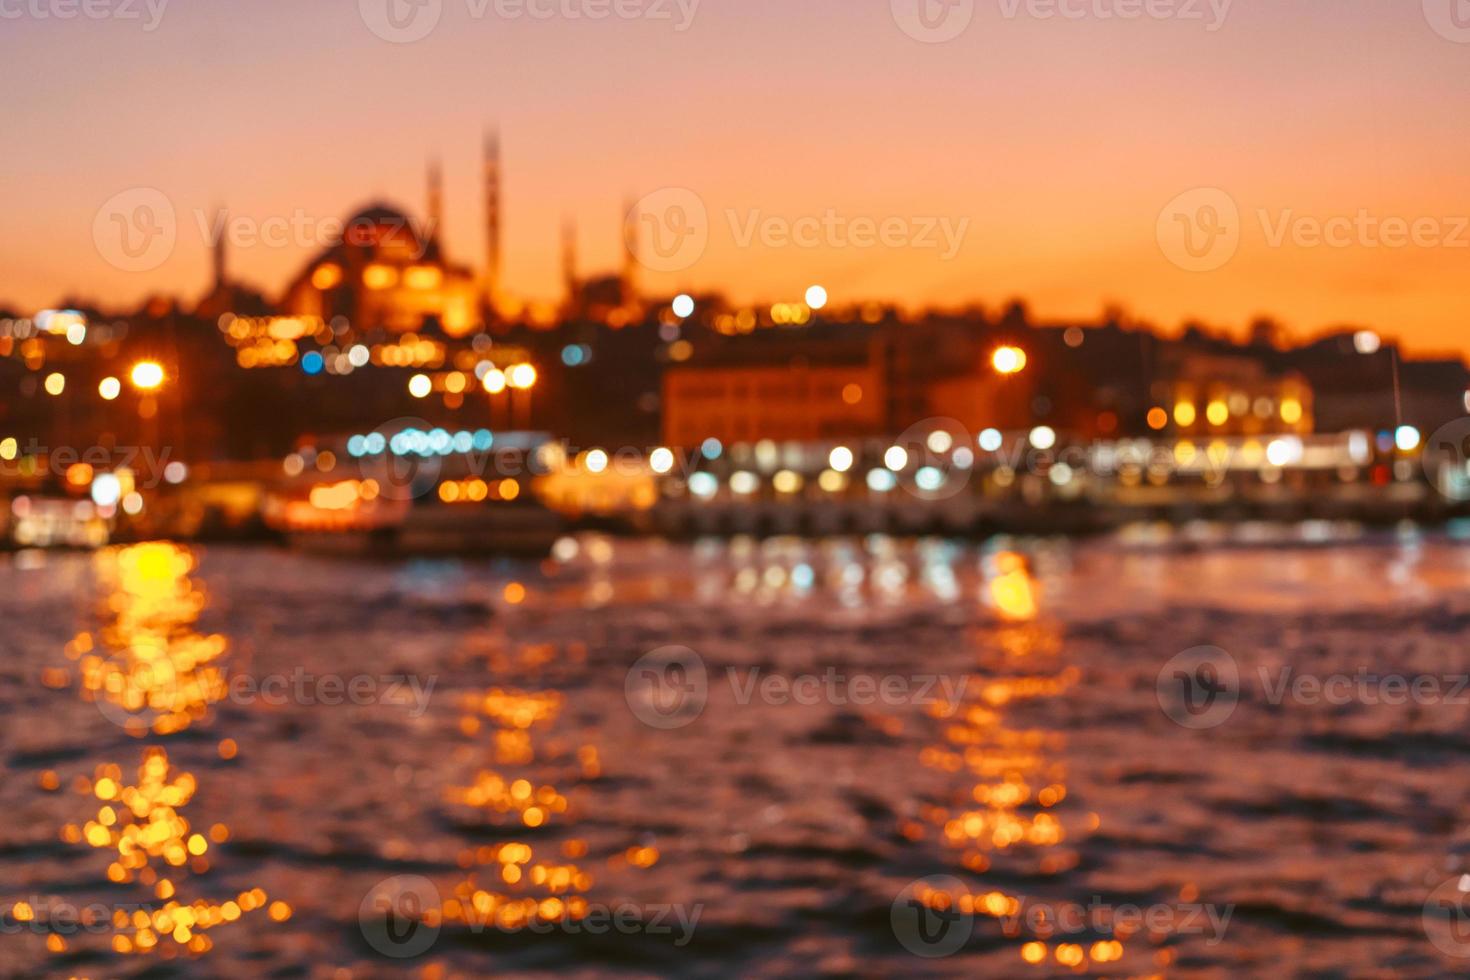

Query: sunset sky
[[4, 0, 1468, 353]]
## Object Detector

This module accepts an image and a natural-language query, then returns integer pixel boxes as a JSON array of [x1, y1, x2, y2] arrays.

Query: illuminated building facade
[[1151, 348, 1314, 436], [280, 203, 483, 337], [281, 137, 506, 336], [663, 356, 884, 446], [660, 326, 1037, 447]]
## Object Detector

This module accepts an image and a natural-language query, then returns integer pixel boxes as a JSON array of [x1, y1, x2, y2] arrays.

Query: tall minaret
[[483, 127, 502, 309], [426, 157, 444, 248], [560, 216, 578, 316], [212, 205, 228, 291], [620, 193, 638, 308]]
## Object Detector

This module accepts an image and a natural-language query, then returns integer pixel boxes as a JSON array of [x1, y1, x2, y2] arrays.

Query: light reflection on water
[[4, 531, 1470, 975], [74, 542, 230, 737]]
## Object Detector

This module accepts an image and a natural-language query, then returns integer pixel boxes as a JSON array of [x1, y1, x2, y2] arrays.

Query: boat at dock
[[264, 428, 565, 558]]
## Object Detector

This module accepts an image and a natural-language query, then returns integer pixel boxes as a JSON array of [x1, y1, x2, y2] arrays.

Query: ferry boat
[[264, 428, 565, 557]]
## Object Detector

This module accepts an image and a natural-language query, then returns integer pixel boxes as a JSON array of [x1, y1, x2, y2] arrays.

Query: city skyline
[[4, 1, 1470, 353]]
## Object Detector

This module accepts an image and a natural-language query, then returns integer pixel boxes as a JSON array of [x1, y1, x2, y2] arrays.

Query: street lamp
[[992, 346, 1027, 375], [508, 363, 537, 390], [130, 361, 165, 390]]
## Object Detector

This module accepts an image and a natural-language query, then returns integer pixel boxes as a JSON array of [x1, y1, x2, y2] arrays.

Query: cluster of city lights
[[25, 360, 166, 401], [406, 362, 536, 399], [438, 477, 520, 503], [1149, 392, 1307, 431], [345, 428, 495, 458]]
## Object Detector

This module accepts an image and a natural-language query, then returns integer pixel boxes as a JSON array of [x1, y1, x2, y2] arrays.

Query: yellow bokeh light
[[362, 263, 398, 290], [991, 346, 1027, 375], [408, 374, 432, 398], [131, 361, 165, 390], [44, 372, 65, 396], [310, 264, 342, 290], [99, 376, 121, 400], [508, 363, 537, 389], [403, 265, 443, 291]]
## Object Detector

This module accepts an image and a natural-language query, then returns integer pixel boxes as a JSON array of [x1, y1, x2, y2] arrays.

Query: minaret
[[483, 127, 502, 309], [561, 216, 578, 316], [621, 193, 638, 309], [426, 157, 444, 248], [212, 206, 228, 291]]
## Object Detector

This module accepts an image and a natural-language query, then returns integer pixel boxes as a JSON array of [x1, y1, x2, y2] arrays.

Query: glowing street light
[[992, 346, 1027, 375], [805, 285, 828, 310], [99, 377, 121, 400], [130, 361, 165, 390], [508, 363, 537, 390]]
